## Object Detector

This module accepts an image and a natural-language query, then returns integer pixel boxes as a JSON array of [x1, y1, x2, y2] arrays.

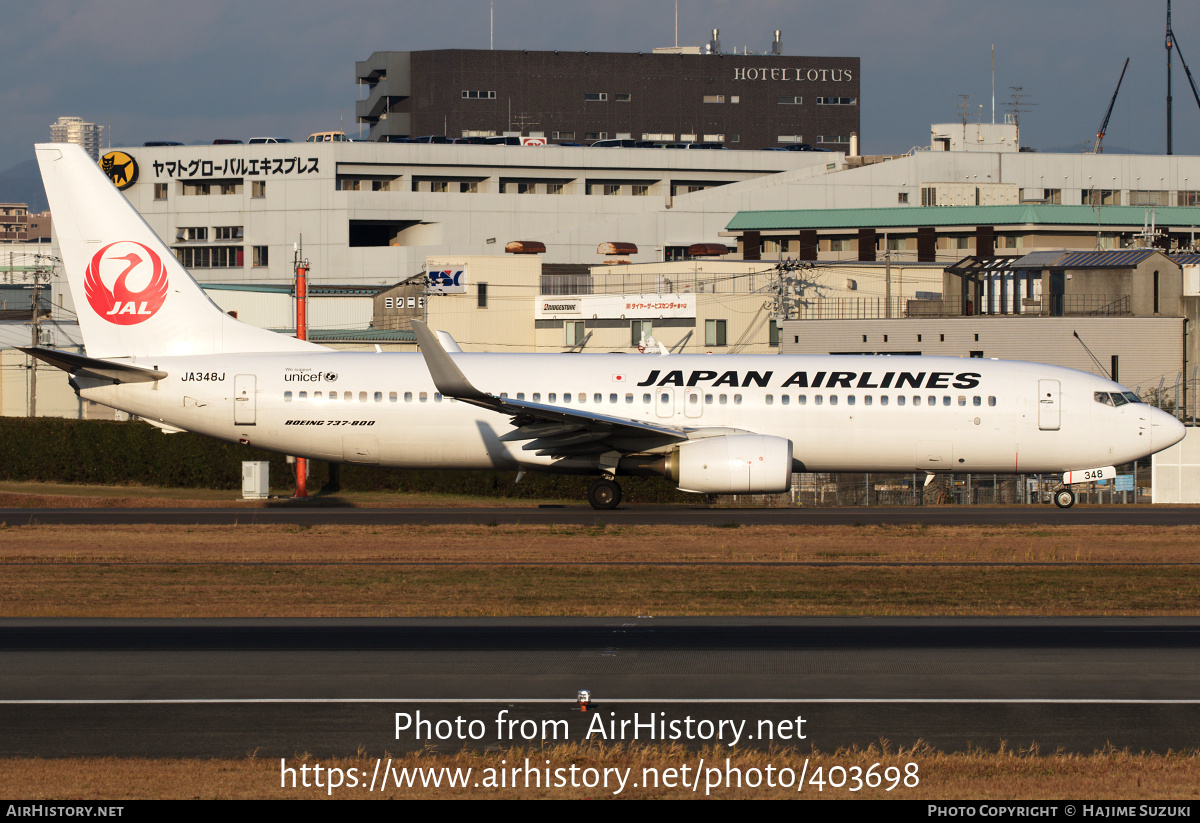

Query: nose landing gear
[[1053, 488, 1076, 509]]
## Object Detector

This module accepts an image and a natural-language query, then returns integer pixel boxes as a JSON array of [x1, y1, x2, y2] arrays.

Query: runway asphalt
[[3, 618, 1199, 757], [3, 504, 1200, 526]]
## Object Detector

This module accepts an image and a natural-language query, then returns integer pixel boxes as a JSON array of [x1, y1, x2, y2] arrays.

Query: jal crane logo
[[84, 241, 169, 325]]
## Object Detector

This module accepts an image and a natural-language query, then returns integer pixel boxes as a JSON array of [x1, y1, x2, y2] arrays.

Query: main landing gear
[[1053, 488, 1076, 509], [587, 477, 623, 510]]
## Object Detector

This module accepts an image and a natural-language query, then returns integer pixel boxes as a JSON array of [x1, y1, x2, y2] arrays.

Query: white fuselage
[[78, 352, 1176, 476]]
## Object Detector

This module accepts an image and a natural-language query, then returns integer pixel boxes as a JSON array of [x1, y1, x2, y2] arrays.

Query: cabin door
[[1038, 379, 1060, 431], [234, 374, 256, 425]]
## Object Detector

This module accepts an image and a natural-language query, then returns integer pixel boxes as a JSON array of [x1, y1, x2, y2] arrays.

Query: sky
[[5, 0, 1200, 171]]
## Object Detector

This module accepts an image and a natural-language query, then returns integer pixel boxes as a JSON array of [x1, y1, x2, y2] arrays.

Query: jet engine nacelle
[[669, 434, 793, 494]]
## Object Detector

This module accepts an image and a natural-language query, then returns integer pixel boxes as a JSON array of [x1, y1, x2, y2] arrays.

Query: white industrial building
[[85, 131, 1200, 302]]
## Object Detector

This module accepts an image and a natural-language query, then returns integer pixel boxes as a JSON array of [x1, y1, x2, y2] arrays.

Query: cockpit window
[[1097, 390, 1141, 406]]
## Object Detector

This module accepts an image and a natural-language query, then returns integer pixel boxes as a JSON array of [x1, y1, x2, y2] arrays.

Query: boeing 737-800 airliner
[[24, 144, 1186, 509]]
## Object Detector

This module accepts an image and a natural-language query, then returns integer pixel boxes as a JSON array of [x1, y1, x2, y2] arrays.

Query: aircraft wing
[[410, 320, 690, 457]]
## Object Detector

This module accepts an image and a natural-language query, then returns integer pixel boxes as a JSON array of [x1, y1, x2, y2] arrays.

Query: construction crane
[[1094, 58, 1129, 153], [1165, 0, 1200, 155]]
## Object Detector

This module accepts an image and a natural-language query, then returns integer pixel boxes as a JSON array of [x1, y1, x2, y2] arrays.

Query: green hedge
[[0, 418, 691, 502]]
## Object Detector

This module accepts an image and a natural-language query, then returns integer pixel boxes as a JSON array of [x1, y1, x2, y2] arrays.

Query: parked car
[[589, 138, 638, 148], [305, 131, 349, 142], [143, 141, 183, 147], [248, 137, 293, 144]]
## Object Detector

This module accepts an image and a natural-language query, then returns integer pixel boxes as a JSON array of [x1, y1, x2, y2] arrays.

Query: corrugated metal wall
[[781, 316, 1183, 399]]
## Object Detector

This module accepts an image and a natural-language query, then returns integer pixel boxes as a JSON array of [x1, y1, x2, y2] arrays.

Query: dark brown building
[[356, 49, 859, 150]]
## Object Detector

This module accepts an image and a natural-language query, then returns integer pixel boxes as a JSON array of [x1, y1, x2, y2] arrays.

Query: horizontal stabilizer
[[19, 347, 166, 384]]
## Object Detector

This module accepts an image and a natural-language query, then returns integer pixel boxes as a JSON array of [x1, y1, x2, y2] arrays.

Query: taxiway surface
[[3, 618, 1198, 757], [2, 505, 1199, 526]]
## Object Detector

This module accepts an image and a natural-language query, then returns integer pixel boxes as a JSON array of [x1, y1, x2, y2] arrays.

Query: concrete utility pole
[[29, 273, 40, 417], [885, 242, 893, 319]]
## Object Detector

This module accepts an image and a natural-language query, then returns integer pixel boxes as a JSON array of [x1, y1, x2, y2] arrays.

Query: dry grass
[[4, 744, 1200, 799], [1, 523, 1199, 617], [4, 522, 1200, 564]]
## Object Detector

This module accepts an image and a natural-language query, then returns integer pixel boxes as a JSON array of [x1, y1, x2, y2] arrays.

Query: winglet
[[409, 320, 489, 401]]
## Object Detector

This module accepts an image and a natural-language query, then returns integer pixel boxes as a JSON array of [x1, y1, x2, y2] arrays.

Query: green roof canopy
[[726, 204, 1200, 232]]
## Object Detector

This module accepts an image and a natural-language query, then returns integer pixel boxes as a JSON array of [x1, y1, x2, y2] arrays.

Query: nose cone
[[1151, 408, 1186, 451]]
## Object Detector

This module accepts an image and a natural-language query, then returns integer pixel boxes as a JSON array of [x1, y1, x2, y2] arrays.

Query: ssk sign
[[427, 269, 467, 294]]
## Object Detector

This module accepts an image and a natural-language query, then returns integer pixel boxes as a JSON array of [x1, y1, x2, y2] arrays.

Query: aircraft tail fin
[[35, 143, 323, 359]]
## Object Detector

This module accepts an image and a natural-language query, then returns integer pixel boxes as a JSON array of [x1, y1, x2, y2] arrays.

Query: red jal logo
[[84, 242, 168, 325]]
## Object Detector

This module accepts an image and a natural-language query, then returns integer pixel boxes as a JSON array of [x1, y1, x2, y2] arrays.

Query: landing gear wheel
[[1053, 488, 1076, 509], [587, 478, 623, 510]]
